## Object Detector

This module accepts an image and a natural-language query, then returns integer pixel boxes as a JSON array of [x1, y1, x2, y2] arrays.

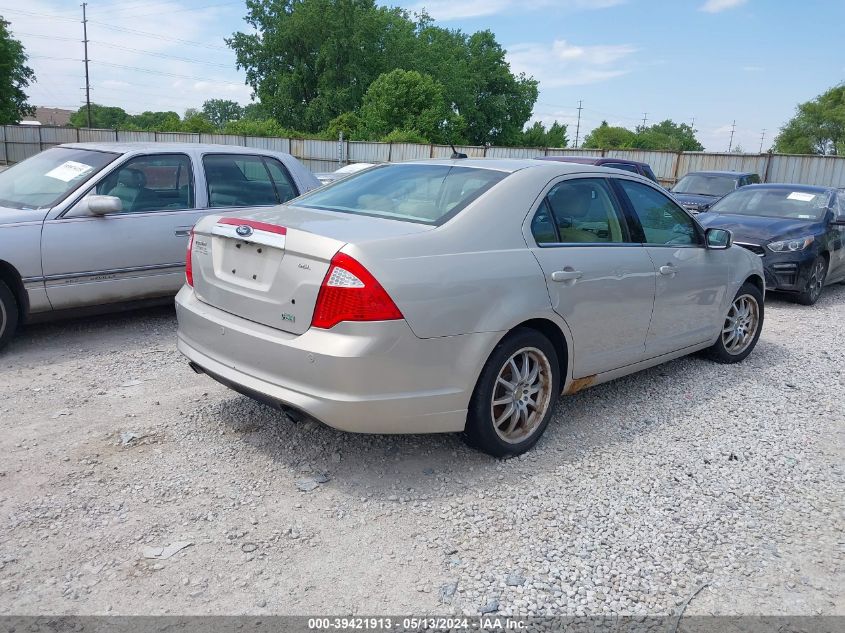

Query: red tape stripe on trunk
[[217, 218, 287, 235]]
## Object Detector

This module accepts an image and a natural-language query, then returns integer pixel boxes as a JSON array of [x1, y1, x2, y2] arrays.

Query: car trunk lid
[[190, 205, 434, 335]]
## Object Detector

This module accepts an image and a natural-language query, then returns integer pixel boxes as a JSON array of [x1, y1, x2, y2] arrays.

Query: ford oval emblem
[[235, 224, 253, 237]]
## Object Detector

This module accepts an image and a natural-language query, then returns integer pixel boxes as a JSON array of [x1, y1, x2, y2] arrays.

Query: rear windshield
[[709, 187, 830, 221], [295, 164, 507, 225], [673, 174, 738, 197], [0, 147, 119, 210]]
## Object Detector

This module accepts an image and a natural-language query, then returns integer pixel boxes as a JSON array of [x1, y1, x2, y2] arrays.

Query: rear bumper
[[175, 286, 500, 434]]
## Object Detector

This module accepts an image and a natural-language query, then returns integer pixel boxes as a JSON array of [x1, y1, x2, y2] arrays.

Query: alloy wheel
[[490, 347, 553, 444], [721, 294, 760, 355], [806, 258, 826, 303]]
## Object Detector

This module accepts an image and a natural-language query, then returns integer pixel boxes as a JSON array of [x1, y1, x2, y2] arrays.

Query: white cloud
[[6, 0, 251, 115], [410, 0, 625, 21], [507, 39, 638, 87], [699, 0, 748, 13]]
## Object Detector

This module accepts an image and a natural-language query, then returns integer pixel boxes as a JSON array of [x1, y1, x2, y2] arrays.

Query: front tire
[[464, 328, 560, 457], [0, 280, 20, 351], [796, 256, 827, 305], [705, 282, 764, 364]]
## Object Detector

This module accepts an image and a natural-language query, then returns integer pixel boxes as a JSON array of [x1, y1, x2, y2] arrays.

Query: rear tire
[[705, 282, 763, 364], [0, 280, 19, 352], [796, 256, 827, 306], [464, 328, 560, 457]]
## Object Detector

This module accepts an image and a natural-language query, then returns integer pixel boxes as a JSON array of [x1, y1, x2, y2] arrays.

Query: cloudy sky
[[2, 0, 842, 151]]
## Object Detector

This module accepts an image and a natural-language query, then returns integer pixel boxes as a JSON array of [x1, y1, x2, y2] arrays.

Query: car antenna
[[450, 144, 468, 159]]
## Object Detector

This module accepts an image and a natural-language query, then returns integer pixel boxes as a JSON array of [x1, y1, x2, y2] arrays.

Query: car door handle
[[175, 227, 192, 237], [551, 269, 583, 282], [659, 265, 677, 276]]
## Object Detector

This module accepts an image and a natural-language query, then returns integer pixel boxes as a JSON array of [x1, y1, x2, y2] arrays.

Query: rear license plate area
[[215, 238, 283, 287]]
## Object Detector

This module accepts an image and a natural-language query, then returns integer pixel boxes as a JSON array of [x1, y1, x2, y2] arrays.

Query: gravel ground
[[0, 287, 842, 616]]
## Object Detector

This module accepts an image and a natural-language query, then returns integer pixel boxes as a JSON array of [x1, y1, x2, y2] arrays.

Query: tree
[[229, 1, 537, 145], [180, 112, 217, 133], [412, 25, 538, 145], [201, 99, 243, 128], [128, 110, 181, 131], [582, 121, 636, 149], [0, 18, 35, 124], [223, 118, 306, 138], [582, 119, 703, 151], [520, 120, 568, 147], [69, 104, 130, 129], [546, 122, 568, 148], [774, 84, 845, 155], [229, 0, 417, 132], [634, 119, 703, 151], [325, 112, 364, 140], [358, 69, 460, 143], [242, 102, 268, 121]]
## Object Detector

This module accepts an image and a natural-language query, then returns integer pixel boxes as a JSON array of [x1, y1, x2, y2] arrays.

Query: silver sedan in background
[[0, 143, 319, 349], [177, 159, 766, 456]]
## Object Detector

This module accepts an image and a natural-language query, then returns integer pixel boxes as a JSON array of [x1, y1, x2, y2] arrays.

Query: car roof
[[57, 142, 291, 155], [739, 183, 833, 194], [685, 170, 756, 177], [384, 157, 645, 176], [538, 156, 649, 167]]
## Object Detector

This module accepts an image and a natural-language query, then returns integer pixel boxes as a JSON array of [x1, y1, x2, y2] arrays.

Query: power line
[[116, 1, 242, 18], [90, 60, 245, 86], [87, 20, 229, 51], [0, 7, 230, 51], [0, 8, 79, 22], [18, 33, 234, 68]]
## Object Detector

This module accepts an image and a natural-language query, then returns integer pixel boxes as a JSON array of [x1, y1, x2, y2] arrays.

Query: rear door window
[[204, 154, 288, 208], [263, 158, 298, 203], [532, 178, 630, 245]]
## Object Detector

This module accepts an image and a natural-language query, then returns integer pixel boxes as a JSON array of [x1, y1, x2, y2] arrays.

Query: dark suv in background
[[671, 170, 761, 213], [537, 156, 659, 183]]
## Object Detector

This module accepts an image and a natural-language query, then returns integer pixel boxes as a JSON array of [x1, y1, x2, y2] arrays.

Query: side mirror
[[705, 227, 732, 249], [85, 195, 123, 215]]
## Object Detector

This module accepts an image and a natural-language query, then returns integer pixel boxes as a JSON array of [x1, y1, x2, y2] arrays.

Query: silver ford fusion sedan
[[176, 159, 765, 456]]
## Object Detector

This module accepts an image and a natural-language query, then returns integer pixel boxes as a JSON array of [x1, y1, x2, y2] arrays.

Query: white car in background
[[315, 162, 376, 185]]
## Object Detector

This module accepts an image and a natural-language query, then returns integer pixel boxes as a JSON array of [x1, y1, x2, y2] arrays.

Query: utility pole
[[690, 116, 696, 130], [82, 3, 92, 128], [641, 112, 648, 129], [574, 100, 583, 148], [759, 129, 766, 153], [727, 120, 736, 152]]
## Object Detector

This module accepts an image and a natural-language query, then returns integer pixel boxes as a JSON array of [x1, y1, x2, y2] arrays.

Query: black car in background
[[698, 184, 845, 305], [537, 156, 659, 183], [671, 170, 761, 212]]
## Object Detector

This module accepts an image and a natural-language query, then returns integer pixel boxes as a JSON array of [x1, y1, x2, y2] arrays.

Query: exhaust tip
[[188, 361, 205, 375]]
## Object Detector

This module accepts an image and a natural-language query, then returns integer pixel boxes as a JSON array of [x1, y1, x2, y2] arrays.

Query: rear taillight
[[311, 253, 403, 329], [185, 229, 195, 287]]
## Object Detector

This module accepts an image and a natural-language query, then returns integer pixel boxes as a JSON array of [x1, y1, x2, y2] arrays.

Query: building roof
[[22, 107, 74, 126]]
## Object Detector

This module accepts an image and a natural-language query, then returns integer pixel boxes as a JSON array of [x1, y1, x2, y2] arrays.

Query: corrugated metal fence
[[1, 124, 844, 188]]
